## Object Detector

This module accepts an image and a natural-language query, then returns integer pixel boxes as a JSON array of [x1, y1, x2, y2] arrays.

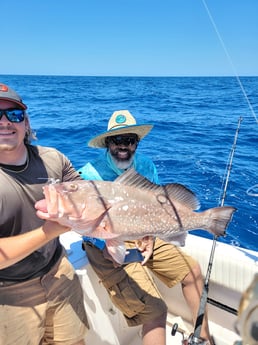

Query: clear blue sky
[[2, 0, 258, 76]]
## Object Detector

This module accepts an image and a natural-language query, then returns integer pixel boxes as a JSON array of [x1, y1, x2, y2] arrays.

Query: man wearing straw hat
[[78, 110, 214, 345]]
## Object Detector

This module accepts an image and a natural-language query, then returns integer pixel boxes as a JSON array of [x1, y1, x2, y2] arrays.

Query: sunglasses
[[108, 135, 139, 146], [0, 109, 25, 123]]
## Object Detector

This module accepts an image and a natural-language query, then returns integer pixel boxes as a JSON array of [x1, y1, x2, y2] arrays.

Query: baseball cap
[[0, 83, 27, 110]]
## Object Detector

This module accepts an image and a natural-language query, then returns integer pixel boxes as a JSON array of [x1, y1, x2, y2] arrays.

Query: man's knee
[[182, 263, 203, 286], [142, 311, 167, 335], [71, 340, 85, 345]]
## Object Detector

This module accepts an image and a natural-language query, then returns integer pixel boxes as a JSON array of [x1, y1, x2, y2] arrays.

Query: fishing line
[[246, 184, 258, 197], [219, 117, 243, 207], [201, 0, 258, 125], [202, 0, 257, 200], [191, 117, 242, 343]]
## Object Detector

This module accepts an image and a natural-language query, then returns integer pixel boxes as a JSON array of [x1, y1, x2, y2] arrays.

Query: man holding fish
[[0, 84, 88, 345], [35, 110, 235, 344], [73, 110, 225, 345]]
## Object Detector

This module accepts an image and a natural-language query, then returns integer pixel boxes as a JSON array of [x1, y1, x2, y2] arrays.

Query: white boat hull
[[60, 232, 258, 344]]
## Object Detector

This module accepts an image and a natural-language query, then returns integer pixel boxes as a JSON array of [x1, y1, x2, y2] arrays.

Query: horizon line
[[1, 73, 258, 78]]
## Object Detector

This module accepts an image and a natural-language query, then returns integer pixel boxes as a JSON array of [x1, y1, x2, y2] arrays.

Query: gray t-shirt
[[0, 144, 81, 281]]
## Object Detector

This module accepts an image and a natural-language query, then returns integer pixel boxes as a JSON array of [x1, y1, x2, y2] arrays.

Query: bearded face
[[106, 134, 139, 169]]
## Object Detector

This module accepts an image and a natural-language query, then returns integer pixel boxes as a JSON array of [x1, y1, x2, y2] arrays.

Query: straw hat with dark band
[[88, 110, 153, 148]]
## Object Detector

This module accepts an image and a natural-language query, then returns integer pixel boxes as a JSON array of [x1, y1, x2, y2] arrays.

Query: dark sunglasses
[[107, 135, 139, 146], [0, 109, 25, 123]]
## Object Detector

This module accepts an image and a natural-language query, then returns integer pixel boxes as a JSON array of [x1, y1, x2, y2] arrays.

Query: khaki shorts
[[84, 238, 197, 326], [0, 255, 89, 345]]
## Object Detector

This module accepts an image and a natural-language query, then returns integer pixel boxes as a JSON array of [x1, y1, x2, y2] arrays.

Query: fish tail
[[205, 206, 237, 237]]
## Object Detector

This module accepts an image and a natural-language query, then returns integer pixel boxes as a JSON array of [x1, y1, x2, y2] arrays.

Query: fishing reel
[[171, 323, 210, 345]]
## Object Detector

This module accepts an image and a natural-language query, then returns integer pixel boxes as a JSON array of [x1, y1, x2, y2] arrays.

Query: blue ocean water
[[1, 75, 257, 252]]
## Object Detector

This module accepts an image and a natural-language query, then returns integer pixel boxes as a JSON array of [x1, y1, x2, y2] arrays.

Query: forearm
[[0, 221, 70, 269]]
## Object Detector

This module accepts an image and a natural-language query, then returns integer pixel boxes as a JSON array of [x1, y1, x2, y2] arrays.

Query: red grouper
[[35, 169, 237, 264]]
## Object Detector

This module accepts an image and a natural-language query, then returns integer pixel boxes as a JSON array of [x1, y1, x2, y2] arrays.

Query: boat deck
[[60, 231, 258, 345]]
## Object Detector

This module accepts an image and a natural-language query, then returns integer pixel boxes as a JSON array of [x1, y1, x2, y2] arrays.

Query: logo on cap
[[0, 84, 9, 92]]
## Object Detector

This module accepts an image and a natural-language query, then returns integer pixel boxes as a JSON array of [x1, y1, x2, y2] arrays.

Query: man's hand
[[135, 236, 155, 265], [35, 199, 74, 228]]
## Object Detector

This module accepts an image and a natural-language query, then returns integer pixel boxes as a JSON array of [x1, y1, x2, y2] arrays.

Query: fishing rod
[[172, 117, 242, 344], [190, 117, 242, 343]]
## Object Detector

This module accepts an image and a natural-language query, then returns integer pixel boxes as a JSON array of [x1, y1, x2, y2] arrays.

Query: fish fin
[[86, 217, 120, 239], [75, 224, 119, 240], [115, 168, 200, 210], [204, 206, 237, 237], [162, 183, 200, 210], [167, 232, 188, 246], [106, 239, 127, 265], [90, 228, 119, 239], [115, 168, 159, 190]]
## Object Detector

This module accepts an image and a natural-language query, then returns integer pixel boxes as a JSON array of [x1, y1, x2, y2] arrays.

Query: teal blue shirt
[[78, 151, 159, 183]]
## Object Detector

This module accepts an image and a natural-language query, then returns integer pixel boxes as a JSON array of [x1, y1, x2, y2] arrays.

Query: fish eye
[[68, 183, 78, 191]]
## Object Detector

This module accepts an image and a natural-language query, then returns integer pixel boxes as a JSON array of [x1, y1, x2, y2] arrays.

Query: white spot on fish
[[114, 196, 124, 202]]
